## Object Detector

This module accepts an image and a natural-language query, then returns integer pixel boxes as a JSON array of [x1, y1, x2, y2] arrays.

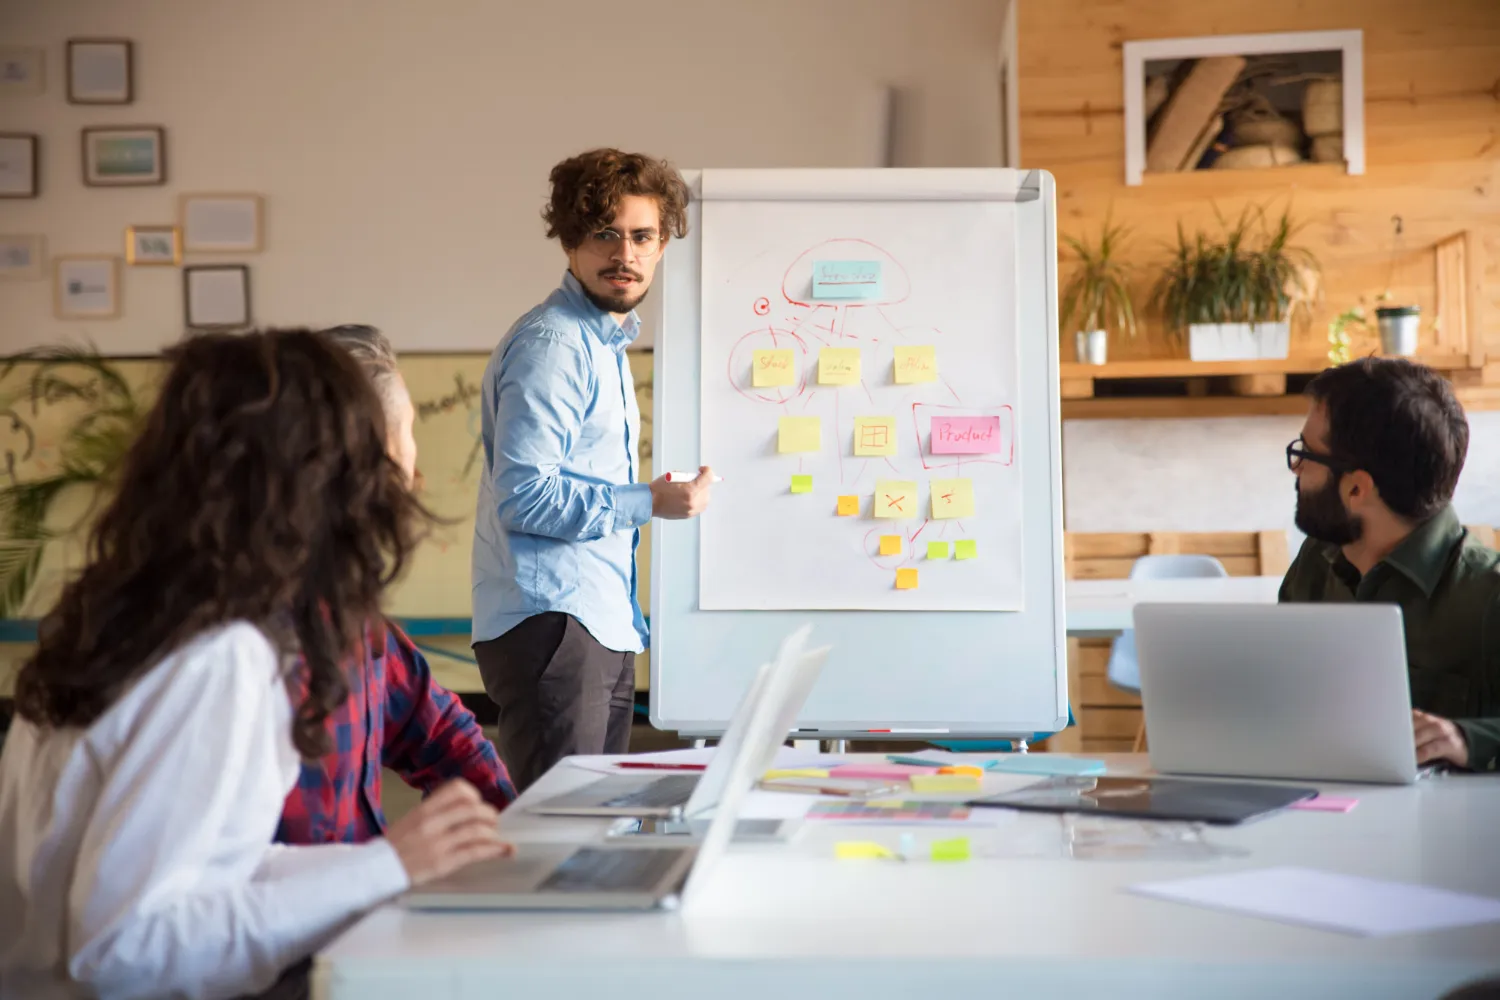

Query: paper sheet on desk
[[1130, 866, 1500, 937]]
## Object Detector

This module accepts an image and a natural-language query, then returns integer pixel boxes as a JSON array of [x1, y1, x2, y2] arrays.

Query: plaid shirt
[[276, 620, 515, 845]]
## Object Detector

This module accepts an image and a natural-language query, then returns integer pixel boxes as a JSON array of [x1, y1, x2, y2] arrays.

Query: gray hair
[[318, 324, 402, 409]]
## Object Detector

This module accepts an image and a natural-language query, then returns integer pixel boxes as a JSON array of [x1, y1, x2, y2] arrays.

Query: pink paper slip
[[829, 763, 940, 780], [930, 416, 1002, 455], [1289, 796, 1359, 813]]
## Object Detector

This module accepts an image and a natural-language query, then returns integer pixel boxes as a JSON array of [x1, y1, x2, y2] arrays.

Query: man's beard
[[1295, 476, 1362, 546], [581, 267, 650, 315]]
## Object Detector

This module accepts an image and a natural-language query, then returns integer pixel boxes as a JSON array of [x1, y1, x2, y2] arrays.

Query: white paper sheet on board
[[698, 199, 1024, 611]]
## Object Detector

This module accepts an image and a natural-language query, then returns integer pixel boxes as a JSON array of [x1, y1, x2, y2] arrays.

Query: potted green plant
[[0, 347, 145, 617], [1150, 205, 1319, 361], [1059, 219, 1137, 365]]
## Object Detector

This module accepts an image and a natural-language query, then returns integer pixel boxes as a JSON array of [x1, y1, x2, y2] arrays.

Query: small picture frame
[[0, 133, 38, 198], [180, 193, 263, 253], [67, 38, 132, 104], [54, 256, 120, 319], [82, 126, 165, 186], [184, 264, 251, 329], [0, 47, 45, 97], [125, 225, 180, 265], [0, 234, 45, 281]]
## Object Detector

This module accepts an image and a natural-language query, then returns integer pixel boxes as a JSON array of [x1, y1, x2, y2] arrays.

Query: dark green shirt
[[1279, 505, 1500, 772]]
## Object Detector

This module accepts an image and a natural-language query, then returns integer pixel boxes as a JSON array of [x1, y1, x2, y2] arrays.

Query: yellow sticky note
[[927, 541, 949, 560], [930, 478, 975, 520], [930, 837, 972, 862], [752, 349, 796, 387], [893, 345, 938, 384], [852, 416, 897, 457], [873, 479, 918, 519], [835, 841, 895, 860], [778, 416, 821, 453], [790, 474, 813, 494], [895, 567, 919, 590], [879, 534, 902, 556], [955, 539, 977, 561], [764, 768, 830, 779], [910, 774, 980, 793], [938, 765, 984, 777], [818, 348, 862, 385], [837, 495, 860, 516]]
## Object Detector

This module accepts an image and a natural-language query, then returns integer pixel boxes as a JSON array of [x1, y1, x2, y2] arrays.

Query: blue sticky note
[[812, 260, 882, 300], [986, 756, 1107, 777]]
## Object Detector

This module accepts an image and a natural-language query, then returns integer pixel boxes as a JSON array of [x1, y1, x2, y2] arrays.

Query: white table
[[314, 755, 1500, 1000], [1066, 576, 1283, 636]]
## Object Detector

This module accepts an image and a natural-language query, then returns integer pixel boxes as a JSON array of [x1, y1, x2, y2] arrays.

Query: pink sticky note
[[930, 416, 1002, 455], [1289, 795, 1359, 813], [830, 763, 940, 780]]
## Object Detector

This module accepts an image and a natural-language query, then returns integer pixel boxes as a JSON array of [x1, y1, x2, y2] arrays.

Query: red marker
[[614, 762, 708, 771]]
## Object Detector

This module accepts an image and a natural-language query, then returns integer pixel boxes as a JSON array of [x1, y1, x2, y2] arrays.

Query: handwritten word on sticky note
[[778, 416, 821, 453], [930, 478, 975, 520], [931, 837, 972, 862], [837, 495, 859, 516], [853, 416, 897, 456], [818, 348, 862, 386], [931, 415, 1002, 455], [879, 534, 902, 556], [895, 568, 919, 590], [813, 260, 882, 300], [910, 773, 980, 793], [835, 841, 894, 860], [874, 479, 917, 519], [894, 345, 937, 384], [751, 349, 795, 387], [927, 541, 949, 560], [790, 474, 813, 494], [954, 540, 977, 561]]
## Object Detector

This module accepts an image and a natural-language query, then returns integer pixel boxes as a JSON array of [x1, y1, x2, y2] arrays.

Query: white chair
[[1106, 554, 1229, 750]]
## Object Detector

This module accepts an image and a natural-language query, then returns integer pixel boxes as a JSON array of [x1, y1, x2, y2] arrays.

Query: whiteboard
[[698, 199, 1022, 610], [652, 169, 1065, 739]]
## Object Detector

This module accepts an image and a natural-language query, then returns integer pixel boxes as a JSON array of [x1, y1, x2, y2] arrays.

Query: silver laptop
[[1134, 603, 1419, 785], [401, 626, 830, 911]]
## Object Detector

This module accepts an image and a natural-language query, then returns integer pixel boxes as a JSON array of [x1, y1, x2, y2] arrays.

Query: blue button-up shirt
[[472, 271, 653, 653]]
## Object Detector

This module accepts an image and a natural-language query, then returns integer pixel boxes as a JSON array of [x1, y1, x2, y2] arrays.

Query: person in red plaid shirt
[[276, 326, 515, 846]]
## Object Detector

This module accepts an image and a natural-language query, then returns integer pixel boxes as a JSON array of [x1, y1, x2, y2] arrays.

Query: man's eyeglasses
[[1286, 437, 1345, 473], [586, 228, 662, 259]]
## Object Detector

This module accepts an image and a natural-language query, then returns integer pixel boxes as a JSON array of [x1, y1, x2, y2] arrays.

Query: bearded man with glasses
[[472, 149, 715, 790], [1279, 357, 1500, 773]]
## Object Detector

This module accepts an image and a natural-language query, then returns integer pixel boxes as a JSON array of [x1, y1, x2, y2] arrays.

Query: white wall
[[0, 0, 1006, 354]]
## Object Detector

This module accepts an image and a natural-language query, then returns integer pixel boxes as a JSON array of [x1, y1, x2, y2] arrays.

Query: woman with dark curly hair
[[0, 329, 510, 1000]]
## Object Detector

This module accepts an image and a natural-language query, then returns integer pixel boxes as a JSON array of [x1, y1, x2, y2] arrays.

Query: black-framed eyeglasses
[[1286, 437, 1345, 473]]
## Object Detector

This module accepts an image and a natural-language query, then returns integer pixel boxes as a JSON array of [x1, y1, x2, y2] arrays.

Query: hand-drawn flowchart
[[699, 200, 1023, 611]]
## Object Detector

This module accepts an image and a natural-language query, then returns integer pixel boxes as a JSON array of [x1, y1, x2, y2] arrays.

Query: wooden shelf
[[1059, 353, 1476, 382], [1061, 382, 1500, 421]]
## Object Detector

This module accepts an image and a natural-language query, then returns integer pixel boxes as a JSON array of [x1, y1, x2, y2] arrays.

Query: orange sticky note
[[879, 534, 902, 556], [895, 568, 918, 590], [837, 495, 860, 516]]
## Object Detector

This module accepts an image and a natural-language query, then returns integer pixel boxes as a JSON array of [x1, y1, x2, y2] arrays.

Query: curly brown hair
[[14, 328, 433, 758], [543, 148, 690, 251]]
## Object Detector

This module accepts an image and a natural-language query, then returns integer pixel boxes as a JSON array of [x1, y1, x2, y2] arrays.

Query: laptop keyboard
[[538, 848, 686, 893], [598, 774, 700, 809]]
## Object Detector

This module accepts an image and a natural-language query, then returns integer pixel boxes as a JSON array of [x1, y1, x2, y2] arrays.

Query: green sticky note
[[955, 539, 977, 561], [930, 837, 971, 862], [927, 541, 949, 560], [790, 474, 813, 494]]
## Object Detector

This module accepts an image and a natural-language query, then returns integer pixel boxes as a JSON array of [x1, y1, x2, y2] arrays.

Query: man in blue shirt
[[473, 149, 714, 791]]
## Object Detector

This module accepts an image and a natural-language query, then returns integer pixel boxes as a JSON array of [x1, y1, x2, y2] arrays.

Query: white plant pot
[[1074, 329, 1108, 365], [1377, 307, 1420, 357], [1187, 321, 1290, 362]]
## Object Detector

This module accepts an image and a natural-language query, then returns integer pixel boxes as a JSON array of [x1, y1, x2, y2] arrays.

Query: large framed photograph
[[125, 225, 180, 265], [82, 126, 165, 186], [184, 264, 251, 330], [0, 47, 45, 97], [0, 235, 45, 280], [67, 38, 132, 104], [0, 133, 38, 198], [54, 256, 120, 319], [180, 193, 263, 253]]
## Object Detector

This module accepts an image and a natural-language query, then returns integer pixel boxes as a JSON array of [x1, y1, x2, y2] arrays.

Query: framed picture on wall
[[180, 194, 263, 253], [184, 264, 251, 329], [82, 126, 165, 186], [0, 47, 45, 97], [54, 256, 120, 319], [0, 235, 45, 280], [125, 225, 180, 265], [67, 38, 132, 104], [0, 133, 38, 198]]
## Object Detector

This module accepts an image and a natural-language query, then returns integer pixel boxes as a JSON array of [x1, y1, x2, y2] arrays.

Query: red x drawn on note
[[885, 493, 907, 512]]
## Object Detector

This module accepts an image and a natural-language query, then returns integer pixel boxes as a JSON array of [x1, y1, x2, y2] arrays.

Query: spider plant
[[1059, 219, 1138, 342], [0, 347, 146, 617]]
